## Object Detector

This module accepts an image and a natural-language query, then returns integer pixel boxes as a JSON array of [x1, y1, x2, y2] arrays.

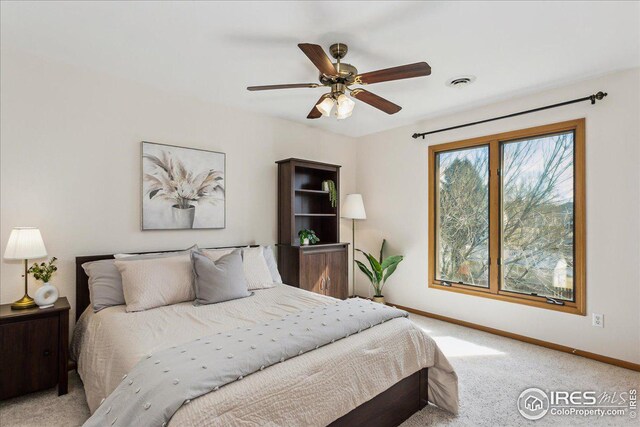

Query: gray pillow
[[192, 250, 252, 305], [82, 259, 125, 313], [82, 246, 198, 313], [263, 245, 283, 284]]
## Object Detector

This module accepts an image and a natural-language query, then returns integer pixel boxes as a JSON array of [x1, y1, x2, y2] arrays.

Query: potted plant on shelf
[[356, 239, 403, 304], [321, 180, 337, 208], [28, 257, 60, 309], [298, 229, 320, 246]]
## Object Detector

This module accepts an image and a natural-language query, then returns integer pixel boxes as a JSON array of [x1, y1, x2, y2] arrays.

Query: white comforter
[[72, 284, 458, 426]]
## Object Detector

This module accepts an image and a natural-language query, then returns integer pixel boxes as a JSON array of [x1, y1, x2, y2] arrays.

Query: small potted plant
[[28, 257, 60, 309], [298, 229, 320, 246], [321, 180, 337, 208], [356, 240, 403, 304]]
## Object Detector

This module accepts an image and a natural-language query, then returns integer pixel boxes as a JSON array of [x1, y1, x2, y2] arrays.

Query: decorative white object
[[34, 282, 59, 309], [4, 227, 48, 310], [341, 194, 367, 296]]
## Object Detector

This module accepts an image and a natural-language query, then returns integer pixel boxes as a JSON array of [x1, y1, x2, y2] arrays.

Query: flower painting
[[141, 142, 225, 229]]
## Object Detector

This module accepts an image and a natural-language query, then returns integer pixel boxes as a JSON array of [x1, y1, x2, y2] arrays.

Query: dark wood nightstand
[[0, 297, 70, 400]]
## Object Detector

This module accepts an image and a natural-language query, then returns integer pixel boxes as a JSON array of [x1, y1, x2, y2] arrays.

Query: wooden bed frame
[[75, 246, 429, 427]]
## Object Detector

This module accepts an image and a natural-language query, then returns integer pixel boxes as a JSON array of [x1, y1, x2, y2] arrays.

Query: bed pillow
[[115, 253, 195, 312], [242, 246, 275, 290], [191, 250, 251, 305], [82, 259, 125, 313], [263, 245, 283, 284], [113, 244, 198, 259], [202, 247, 236, 262]]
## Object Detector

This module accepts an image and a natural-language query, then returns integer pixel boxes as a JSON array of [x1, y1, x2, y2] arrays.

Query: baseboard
[[390, 302, 640, 372]]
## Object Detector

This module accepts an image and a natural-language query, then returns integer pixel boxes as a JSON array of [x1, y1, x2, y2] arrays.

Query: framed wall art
[[141, 141, 225, 230]]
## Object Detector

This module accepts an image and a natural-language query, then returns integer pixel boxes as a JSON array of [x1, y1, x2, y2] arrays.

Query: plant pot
[[372, 295, 385, 304], [172, 205, 195, 228], [302, 238, 310, 245], [34, 282, 59, 309], [322, 181, 330, 192]]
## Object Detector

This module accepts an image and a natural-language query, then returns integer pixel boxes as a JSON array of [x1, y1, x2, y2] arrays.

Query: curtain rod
[[411, 91, 607, 140]]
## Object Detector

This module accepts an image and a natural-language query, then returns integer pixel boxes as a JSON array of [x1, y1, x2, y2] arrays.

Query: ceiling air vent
[[447, 75, 476, 88]]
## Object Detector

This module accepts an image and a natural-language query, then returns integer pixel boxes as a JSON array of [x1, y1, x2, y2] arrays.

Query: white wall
[[2, 49, 638, 365], [355, 68, 640, 364], [0, 50, 358, 324]]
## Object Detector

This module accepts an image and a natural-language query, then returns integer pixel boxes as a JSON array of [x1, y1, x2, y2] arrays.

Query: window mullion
[[489, 140, 501, 295]]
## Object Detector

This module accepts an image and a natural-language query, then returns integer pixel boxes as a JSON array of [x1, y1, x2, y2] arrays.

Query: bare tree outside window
[[501, 132, 575, 301], [435, 146, 489, 287], [428, 120, 584, 314]]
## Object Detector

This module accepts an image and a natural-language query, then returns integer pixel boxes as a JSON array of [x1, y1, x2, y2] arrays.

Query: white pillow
[[263, 245, 283, 284], [115, 253, 194, 312], [242, 246, 275, 290]]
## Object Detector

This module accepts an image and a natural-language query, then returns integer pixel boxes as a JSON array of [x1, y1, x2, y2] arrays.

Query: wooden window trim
[[428, 119, 586, 315]]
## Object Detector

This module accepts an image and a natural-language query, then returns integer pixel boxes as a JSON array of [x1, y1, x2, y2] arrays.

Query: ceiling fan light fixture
[[336, 94, 355, 116], [247, 42, 432, 119], [316, 96, 335, 117], [335, 109, 352, 120]]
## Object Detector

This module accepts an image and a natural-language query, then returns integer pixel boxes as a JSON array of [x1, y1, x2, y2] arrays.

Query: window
[[435, 146, 489, 288], [428, 120, 585, 315]]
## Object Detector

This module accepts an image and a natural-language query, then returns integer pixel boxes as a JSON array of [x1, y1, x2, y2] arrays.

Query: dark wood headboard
[[75, 245, 257, 321]]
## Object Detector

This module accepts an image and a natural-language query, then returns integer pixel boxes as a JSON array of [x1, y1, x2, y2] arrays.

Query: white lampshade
[[3, 227, 47, 260], [316, 97, 335, 117], [342, 194, 366, 220]]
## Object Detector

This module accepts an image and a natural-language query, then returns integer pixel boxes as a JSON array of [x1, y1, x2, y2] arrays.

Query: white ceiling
[[2, 1, 639, 138]]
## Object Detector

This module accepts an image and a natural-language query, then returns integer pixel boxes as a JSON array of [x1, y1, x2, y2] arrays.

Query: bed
[[72, 248, 458, 426]]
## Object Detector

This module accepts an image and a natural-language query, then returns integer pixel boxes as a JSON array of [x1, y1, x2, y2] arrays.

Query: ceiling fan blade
[[356, 62, 431, 85], [247, 83, 320, 91], [298, 43, 338, 76], [307, 94, 330, 119], [351, 89, 401, 114]]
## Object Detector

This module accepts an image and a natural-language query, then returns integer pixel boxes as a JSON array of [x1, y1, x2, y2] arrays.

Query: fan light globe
[[316, 97, 335, 117], [336, 109, 352, 120], [336, 94, 355, 120]]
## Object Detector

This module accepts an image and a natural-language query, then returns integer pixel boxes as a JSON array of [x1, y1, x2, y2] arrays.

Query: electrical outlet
[[592, 313, 604, 328]]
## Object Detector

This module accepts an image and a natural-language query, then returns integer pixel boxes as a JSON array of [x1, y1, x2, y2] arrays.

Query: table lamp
[[341, 194, 366, 296], [4, 227, 48, 309]]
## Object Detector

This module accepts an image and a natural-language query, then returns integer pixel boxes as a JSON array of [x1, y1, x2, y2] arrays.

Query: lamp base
[[11, 294, 36, 310]]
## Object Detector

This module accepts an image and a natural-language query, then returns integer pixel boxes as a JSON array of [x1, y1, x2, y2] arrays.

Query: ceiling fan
[[247, 43, 431, 120]]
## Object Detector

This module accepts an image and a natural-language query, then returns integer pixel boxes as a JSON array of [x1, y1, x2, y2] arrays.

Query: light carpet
[[1, 313, 637, 426]]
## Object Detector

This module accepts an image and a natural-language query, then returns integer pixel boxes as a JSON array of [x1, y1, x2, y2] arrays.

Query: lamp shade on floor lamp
[[341, 194, 366, 296]]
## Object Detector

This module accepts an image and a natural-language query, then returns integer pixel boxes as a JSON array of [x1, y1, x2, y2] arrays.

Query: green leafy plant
[[356, 240, 403, 297], [298, 229, 320, 245], [322, 180, 337, 208], [28, 257, 58, 283]]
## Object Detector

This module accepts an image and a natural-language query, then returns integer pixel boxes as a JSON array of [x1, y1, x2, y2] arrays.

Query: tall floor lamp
[[341, 194, 366, 296]]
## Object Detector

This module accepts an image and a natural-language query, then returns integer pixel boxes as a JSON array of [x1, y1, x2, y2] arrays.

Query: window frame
[[428, 119, 586, 315]]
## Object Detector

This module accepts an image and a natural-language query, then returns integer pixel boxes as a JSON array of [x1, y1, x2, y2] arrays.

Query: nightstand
[[0, 297, 70, 400]]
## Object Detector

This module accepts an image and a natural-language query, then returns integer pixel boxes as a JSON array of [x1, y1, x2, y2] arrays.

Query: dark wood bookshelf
[[276, 158, 348, 299]]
